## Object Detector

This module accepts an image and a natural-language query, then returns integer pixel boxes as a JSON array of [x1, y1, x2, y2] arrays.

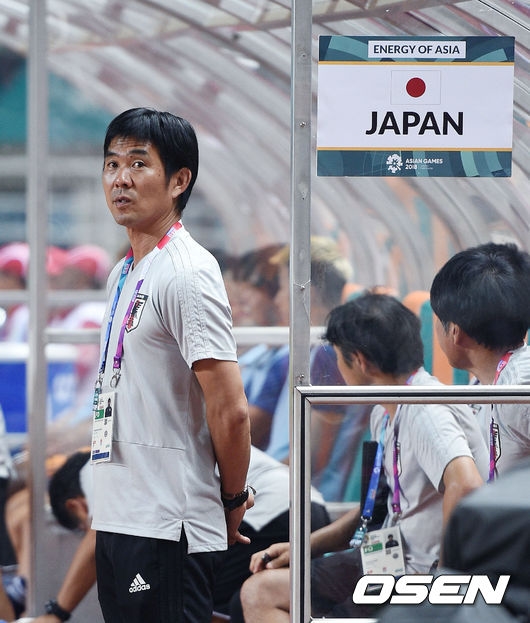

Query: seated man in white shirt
[[240, 293, 488, 621]]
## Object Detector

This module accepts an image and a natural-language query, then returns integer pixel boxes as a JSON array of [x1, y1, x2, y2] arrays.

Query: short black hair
[[324, 293, 424, 375], [104, 107, 199, 211], [235, 244, 284, 299], [270, 237, 352, 310], [430, 242, 530, 350], [48, 451, 90, 531]]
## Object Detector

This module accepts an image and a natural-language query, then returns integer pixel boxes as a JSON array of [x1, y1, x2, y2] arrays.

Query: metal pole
[[27, 0, 50, 614], [289, 0, 313, 621]]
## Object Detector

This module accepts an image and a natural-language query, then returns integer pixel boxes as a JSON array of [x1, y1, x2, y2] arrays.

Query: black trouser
[[0, 477, 16, 567], [96, 530, 223, 623]]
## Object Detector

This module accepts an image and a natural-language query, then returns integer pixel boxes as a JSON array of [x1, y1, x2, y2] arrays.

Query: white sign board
[[317, 36, 514, 177]]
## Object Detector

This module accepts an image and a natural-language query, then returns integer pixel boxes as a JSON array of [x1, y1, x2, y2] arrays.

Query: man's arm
[[441, 455, 484, 526], [309, 506, 361, 558], [32, 529, 96, 623], [249, 506, 361, 573], [194, 358, 252, 545]]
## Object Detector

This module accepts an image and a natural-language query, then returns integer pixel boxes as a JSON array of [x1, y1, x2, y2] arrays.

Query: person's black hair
[[103, 107, 199, 211], [311, 257, 348, 309], [430, 242, 530, 350], [48, 450, 90, 531], [235, 244, 284, 299], [324, 293, 424, 376]]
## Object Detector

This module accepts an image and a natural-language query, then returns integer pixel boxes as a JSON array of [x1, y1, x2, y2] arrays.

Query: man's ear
[[170, 167, 192, 200], [451, 323, 471, 346], [355, 351, 375, 376]]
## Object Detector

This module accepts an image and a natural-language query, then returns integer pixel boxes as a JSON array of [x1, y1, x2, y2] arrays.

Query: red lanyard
[[488, 351, 512, 482], [493, 351, 512, 384]]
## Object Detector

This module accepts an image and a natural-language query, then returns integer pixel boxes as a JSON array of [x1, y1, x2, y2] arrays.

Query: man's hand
[[249, 542, 290, 574], [225, 490, 254, 545]]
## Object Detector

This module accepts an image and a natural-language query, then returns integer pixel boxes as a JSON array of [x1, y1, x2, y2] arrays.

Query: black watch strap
[[221, 485, 255, 511], [45, 599, 71, 621]]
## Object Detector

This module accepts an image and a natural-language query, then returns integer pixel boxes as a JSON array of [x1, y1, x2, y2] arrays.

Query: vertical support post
[[27, 0, 49, 614], [289, 0, 312, 622]]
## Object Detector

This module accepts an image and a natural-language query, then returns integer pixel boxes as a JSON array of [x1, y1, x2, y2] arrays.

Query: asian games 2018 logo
[[386, 153, 403, 173]]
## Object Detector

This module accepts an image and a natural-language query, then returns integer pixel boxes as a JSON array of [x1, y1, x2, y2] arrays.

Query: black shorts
[[96, 530, 223, 623], [311, 547, 380, 619], [0, 477, 16, 567]]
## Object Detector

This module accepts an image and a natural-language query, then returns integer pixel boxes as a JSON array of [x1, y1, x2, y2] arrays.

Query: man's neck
[[378, 370, 418, 420], [127, 217, 180, 266], [470, 345, 520, 384]]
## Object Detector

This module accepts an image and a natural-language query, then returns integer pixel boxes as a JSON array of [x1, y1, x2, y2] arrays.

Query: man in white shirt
[[430, 242, 530, 477]]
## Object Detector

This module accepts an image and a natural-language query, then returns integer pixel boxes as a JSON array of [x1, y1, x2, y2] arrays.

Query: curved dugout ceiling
[[0, 0, 529, 293]]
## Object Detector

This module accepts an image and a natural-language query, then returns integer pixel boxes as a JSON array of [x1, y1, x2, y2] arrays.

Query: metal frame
[[291, 384, 530, 622], [27, 0, 51, 613], [289, 0, 313, 620]]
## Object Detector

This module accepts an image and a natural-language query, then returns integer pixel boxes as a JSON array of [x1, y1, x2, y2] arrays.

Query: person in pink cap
[[47, 244, 112, 427], [0, 242, 29, 288], [49, 244, 111, 326], [0, 242, 29, 341], [59, 245, 111, 291], [0, 243, 71, 341]]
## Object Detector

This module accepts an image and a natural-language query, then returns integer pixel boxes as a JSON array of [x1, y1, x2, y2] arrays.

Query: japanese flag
[[391, 70, 442, 105]]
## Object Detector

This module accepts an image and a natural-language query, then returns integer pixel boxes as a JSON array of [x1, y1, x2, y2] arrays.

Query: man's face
[[434, 314, 454, 357], [434, 314, 467, 370], [0, 271, 23, 290], [102, 137, 179, 232], [332, 345, 370, 386], [273, 264, 290, 326], [230, 281, 278, 327]]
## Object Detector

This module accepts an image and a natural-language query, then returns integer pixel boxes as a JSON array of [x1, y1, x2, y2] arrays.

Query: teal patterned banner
[[317, 149, 512, 178], [319, 36, 515, 64]]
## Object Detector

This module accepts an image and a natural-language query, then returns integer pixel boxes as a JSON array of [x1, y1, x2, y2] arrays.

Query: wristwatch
[[221, 485, 255, 511], [44, 599, 71, 621]]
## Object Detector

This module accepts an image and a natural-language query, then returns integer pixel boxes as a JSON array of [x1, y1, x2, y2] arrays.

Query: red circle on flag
[[406, 77, 426, 98]]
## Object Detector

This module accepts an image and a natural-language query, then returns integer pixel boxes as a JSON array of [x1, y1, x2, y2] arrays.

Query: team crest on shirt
[[126, 294, 148, 332]]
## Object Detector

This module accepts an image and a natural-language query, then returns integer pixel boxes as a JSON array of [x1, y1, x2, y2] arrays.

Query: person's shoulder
[[370, 404, 387, 428], [165, 231, 221, 275], [505, 344, 530, 384], [409, 367, 440, 386], [405, 384, 469, 428]]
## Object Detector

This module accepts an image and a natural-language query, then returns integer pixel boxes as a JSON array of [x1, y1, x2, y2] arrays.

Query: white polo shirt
[[91, 225, 238, 553]]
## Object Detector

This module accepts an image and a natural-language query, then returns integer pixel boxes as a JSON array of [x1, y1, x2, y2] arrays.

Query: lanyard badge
[[360, 525, 405, 576], [488, 351, 512, 481], [90, 222, 182, 465], [91, 390, 116, 464]]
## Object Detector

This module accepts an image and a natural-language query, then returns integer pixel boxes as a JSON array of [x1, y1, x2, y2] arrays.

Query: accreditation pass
[[360, 526, 406, 576], [91, 390, 115, 464]]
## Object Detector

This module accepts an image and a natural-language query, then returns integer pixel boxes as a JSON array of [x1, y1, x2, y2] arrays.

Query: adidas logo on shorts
[[129, 573, 151, 593]]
